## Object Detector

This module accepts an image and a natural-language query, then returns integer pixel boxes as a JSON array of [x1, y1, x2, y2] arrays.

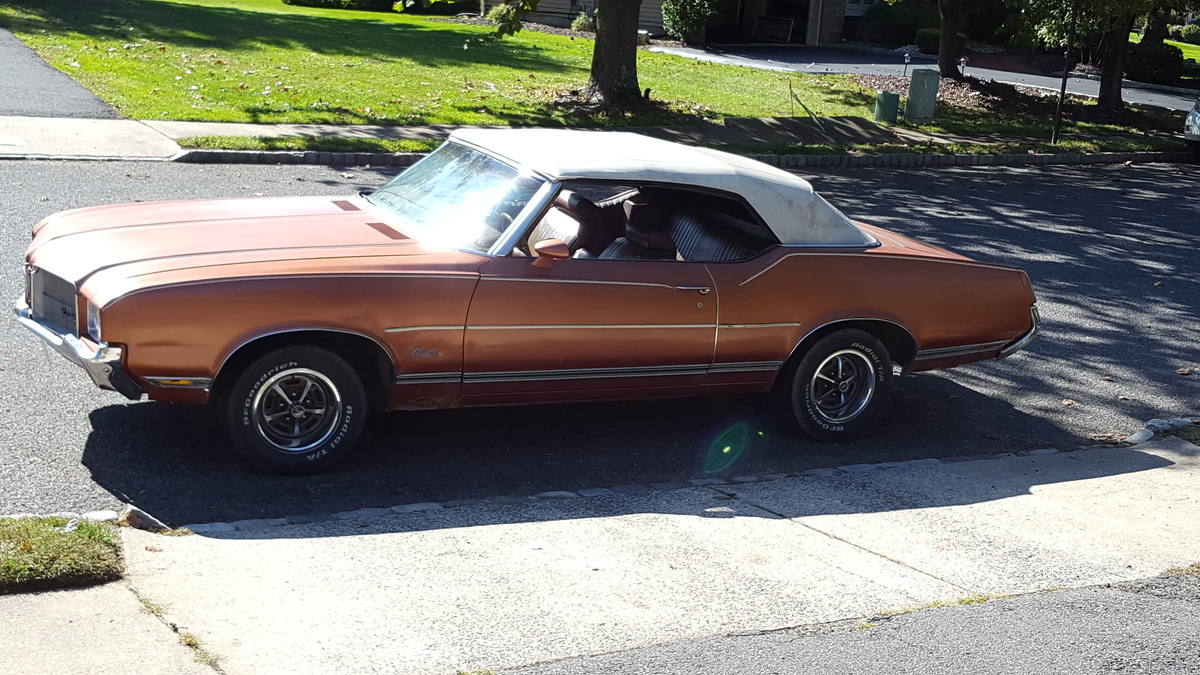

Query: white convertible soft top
[[451, 128, 875, 247]]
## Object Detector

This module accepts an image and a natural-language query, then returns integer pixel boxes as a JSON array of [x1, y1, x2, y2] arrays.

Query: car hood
[[27, 195, 464, 300]]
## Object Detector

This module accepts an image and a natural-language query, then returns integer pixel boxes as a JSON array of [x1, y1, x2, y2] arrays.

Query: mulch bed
[[855, 73, 1175, 129]]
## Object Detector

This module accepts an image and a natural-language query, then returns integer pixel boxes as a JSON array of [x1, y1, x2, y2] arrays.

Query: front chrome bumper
[[998, 305, 1041, 359], [13, 298, 143, 400]]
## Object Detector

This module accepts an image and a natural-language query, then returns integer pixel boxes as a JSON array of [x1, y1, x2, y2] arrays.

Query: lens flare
[[699, 413, 769, 475]]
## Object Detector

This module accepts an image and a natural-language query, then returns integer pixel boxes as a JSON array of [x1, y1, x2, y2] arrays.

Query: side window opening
[[523, 183, 779, 262]]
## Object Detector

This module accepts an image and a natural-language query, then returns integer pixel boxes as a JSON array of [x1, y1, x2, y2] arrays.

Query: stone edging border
[[168, 148, 1197, 169], [4, 415, 1194, 533]]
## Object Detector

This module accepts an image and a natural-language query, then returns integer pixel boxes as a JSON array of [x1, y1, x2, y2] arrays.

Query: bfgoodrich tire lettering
[[223, 346, 367, 474], [788, 329, 892, 442]]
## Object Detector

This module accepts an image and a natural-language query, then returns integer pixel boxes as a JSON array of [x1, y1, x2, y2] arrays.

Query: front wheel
[[785, 330, 892, 442], [222, 346, 367, 474]]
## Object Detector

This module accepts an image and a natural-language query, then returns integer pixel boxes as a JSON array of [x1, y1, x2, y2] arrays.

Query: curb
[[170, 148, 426, 167], [1051, 71, 1200, 97], [167, 148, 1197, 169], [1120, 416, 1199, 445]]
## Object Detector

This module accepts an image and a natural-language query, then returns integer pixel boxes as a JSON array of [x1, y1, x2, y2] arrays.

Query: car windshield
[[366, 141, 548, 254]]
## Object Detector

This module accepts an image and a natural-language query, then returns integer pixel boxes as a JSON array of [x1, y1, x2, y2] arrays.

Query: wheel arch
[[211, 329, 394, 411], [772, 318, 916, 393]]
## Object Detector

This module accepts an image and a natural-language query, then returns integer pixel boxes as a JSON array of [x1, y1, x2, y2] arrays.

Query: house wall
[[819, 0, 846, 43], [482, 0, 665, 34]]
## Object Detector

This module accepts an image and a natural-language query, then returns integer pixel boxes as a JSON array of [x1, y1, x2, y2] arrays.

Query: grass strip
[[176, 135, 441, 152], [0, 517, 123, 593], [179, 134, 1184, 157]]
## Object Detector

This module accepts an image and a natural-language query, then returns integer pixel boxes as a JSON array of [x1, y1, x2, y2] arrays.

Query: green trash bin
[[874, 90, 900, 123]]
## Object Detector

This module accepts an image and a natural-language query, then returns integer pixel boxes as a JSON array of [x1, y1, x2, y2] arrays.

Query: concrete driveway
[[652, 45, 1200, 112], [113, 437, 1200, 675]]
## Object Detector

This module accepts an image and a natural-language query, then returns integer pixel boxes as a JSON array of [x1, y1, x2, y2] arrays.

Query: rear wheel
[[222, 346, 367, 474], [785, 329, 892, 442]]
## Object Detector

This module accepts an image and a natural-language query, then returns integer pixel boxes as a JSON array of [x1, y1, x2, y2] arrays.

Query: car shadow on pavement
[[83, 373, 1086, 528]]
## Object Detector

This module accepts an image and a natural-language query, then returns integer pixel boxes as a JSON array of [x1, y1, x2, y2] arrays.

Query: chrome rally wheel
[[807, 349, 877, 425], [224, 346, 367, 474], [788, 329, 892, 442], [252, 368, 342, 452]]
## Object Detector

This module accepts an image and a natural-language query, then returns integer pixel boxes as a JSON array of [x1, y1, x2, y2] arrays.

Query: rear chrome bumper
[[999, 305, 1041, 359], [13, 298, 143, 400]]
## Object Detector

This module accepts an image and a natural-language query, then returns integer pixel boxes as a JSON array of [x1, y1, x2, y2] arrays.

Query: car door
[[460, 255, 718, 405]]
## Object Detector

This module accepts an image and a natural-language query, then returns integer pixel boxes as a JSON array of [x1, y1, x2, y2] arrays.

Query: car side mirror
[[531, 239, 570, 268]]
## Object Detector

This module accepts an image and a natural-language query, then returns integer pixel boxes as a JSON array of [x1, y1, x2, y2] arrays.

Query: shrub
[[1178, 23, 1200, 45], [915, 28, 965, 55], [662, 0, 717, 43], [570, 10, 596, 32], [485, 2, 517, 25], [1126, 41, 1184, 85], [282, 0, 394, 10], [858, 0, 939, 47]]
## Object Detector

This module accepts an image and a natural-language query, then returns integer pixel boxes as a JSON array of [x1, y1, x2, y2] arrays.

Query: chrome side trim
[[998, 306, 1041, 359], [467, 323, 711, 331], [13, 298, 143, 400], [465, 364, 710, 384], [912, 340, 1011, 362], [395, 372, 462, 385], [786, 317, 916, 366], [708, 361, 783, 373], [384, 325, 464, 333], [719, 322, 801, 330], [739, 252, 1015, 287], [460, 360, 783, 385], [483, 277, 675, 290], [144, 377, 213, 390], [215, 328, 395, 386]]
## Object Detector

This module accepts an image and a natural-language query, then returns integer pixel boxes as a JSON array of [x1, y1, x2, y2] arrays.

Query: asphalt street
[[498, 573, 1200, 675], [652, 45, 1200, 112], [1, 160, 1197, 526]]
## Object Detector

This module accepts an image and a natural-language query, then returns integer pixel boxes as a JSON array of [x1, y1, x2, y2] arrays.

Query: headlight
[[86, 301, 102, 342]]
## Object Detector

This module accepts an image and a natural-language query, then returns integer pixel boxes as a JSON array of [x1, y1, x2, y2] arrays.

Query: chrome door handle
[[674, 286, 711, 294]]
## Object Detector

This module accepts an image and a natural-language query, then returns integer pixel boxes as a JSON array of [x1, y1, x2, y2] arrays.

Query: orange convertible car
[[15, 129, 1038, 473]]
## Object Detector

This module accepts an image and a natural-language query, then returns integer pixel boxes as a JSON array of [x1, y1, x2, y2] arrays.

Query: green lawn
[[1, 517, 122, 593], [0, 0, 873, 126]]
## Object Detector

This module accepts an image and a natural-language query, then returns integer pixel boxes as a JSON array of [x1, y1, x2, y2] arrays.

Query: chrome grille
[[28, 267, 78, 337]]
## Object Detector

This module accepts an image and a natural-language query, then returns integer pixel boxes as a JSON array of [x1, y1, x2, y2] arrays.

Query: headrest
[[555, 190, 601, 221]]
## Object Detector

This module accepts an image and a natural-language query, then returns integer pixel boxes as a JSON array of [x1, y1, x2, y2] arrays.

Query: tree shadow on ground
[[809, 162, 1200, 439], [1, 0, 569, 72], [82, 373, 1074, 527]]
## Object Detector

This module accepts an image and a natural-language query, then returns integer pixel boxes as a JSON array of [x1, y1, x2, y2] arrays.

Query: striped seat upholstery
[[667, 208, 761, 262]]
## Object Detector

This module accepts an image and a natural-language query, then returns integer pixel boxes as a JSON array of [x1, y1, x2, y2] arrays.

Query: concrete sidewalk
[[7, 437, 1194, 674]]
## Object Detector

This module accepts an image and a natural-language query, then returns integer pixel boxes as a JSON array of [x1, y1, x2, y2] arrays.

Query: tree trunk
[[586, 0, 643, 106], [937, 0, 963, 79], [1097, 13, 1135, 112], [1142, 9, 1169, 48]]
